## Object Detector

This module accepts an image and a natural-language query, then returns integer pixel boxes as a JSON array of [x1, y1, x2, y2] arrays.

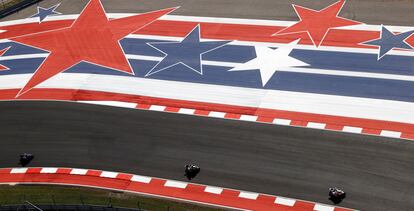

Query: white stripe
[[130, 175, 152, 183], [40, 168, 58, 173], [273, 119, 292, 125], [343, 126, 363, 133], [1, 13, 412, 32], [307, 122, 326, 129], [10, 168, 28, 174], [2, 73, 414, 125], [178, 108, 196, 114], [274, 197, 296, 206], [204, 186, 223, 194], [164, 180, 187, 189], [100, 171, 118, 178], [238, 191, 259, 200], [70, 169, 88, 175], [149, 105, 167, 111], [380, 130, 402, 138], [209, 111, 226, 118], [126, 54, 160, 61], [77, 101, 137, 108], [240, 115, 258, 121], [313, 203, 335, 211]]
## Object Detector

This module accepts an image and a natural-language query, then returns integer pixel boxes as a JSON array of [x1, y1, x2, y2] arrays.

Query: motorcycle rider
[[184, 164, 200, 180], [19, 153, 34, 167], [329, 187, 346, 204]]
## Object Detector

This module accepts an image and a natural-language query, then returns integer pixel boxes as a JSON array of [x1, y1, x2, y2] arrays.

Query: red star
[[0, 47, 11, 71], [274, 0, 361, 47], [11, 0, 177, 97]]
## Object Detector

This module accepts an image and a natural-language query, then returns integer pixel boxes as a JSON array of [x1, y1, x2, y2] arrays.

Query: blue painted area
[[31, 4, 61, 22], [146, 26, 231, 75], [120, 38, 255, 63], [129, 59, 262, 88], [362, 26, 414, 59], [1, 37, 414, 103], [0, 42, 45, 56], [292, 49, 414, 75], [0, 58, 44, 75]]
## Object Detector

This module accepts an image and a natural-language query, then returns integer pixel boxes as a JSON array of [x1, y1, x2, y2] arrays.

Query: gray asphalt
[[0, 101, 413, 211], [2, 0, 414, 26], [1, 1, 414, 211]]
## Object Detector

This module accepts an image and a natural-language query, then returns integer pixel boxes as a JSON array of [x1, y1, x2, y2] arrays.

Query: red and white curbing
[[77, 100, 410, 140], [0, 167, 355, 211]]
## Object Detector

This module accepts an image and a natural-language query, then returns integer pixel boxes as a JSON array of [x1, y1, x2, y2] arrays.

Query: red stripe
[[225, 113, 241, 119], [0, 19, 412, 49], [1, 88, 414, 138], [165, 106, 180, 112], [0, 168, 355, 211]]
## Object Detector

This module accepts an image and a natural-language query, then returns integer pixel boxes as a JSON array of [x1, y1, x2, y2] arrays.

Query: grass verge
[[0, 0, 25, 10], [0, 184, 226, 211]]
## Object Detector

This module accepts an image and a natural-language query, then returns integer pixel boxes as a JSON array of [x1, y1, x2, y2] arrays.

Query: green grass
[[0, 0, 25, 10], [0, 185, 226, 211]]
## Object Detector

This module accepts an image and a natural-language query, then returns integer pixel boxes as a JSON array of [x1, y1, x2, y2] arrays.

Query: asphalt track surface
[[1, 1, 414, 211], [3, 0, 414, 26], [0, 101, 413, 211]]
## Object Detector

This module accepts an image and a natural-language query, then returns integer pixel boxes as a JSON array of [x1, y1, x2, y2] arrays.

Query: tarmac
[[0, 101, 412, 211], [2, 0, 414, 26], [0, 1, 414, 210]]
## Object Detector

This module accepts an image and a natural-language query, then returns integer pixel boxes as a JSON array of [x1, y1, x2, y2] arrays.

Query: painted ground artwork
[[0, 0, 414, 139]]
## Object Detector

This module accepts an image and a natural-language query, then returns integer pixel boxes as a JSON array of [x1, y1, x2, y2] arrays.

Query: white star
[[229, 39, 309, 86]]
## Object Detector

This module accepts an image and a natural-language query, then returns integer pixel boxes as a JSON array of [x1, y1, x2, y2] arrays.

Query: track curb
[[0, 167, 355, 211]]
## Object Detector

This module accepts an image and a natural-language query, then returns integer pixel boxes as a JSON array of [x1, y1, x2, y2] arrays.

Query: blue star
[[31, 3, 61, 23], [146, 25, 230, 76], [363, 25, 414, 60]]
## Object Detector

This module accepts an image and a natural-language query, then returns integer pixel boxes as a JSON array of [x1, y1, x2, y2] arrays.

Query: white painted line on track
[[40, 168, 58, 173], [240, 114, 258, 121], [178, 108, 196, 114], [238, 191, 259, 200], [274, 197, 296, 206], [204, 186, 223, 194], [209, 111, 226, 118], [307, 122, 327, 129], [149, 105, 167, 111], [314, 203, 335, 211], [164, 180, 188, 189], [70, 169, 88, 175], [380, 130, 402, 138], [10, 168, 28, 174], [343, 126, 363, 133], [130, 175, 152, 183], [77, 101, 137, 108], [100, 171, 118, 178], [273, 118, 292, 125]]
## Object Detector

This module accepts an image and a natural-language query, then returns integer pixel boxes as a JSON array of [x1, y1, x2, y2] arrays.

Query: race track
[[4, 0, 414, 26], [0, 101, 413, 211], [1, 0, 414, 211]]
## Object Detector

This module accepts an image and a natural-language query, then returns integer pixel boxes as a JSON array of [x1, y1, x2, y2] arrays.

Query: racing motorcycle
[[184, 164, 200, 180], [329, 187, 346, 204], [19, 153, 34, 167]]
